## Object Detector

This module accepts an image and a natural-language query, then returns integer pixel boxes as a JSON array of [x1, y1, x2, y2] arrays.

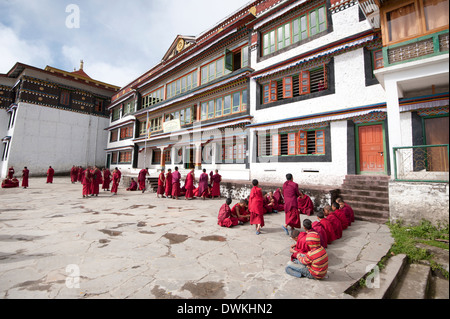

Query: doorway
[[356, 122, 387, 174]]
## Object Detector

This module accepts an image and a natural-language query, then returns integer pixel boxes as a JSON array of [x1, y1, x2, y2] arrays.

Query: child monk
[[336, 197, 355, 226], [331, 202, 349, 230], [231, 199, 250, 224], [315, 210, 337, 244], [218, 198, 239, 228], [249, 179, 265, 235], [324, 205, 342, 240]]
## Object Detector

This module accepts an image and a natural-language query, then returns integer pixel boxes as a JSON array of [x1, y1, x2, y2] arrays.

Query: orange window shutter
[[315, 130, 325, 154], [283, 77, 293, 99], [298, 131, 307, 154], [288, 133, 297, 155], [263, 84, 270, 104], [269, 80, 278, 102], [272, 135, 280, 156], [299, 71, 310, 95]]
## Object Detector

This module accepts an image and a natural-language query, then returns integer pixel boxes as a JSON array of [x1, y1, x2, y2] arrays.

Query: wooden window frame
[[299, 71, 311, 95], [60, 90, 70, 106], [283, 76, 293, 99], [119, 151, 132, 164], [288, 133, 297, 155], [272, 135, 280, 156]]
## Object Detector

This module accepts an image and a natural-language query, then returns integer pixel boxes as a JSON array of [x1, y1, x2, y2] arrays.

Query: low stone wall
[[389, 181, 449, 227]]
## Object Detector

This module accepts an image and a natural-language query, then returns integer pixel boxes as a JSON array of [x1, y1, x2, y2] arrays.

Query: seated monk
[[218, 198, 239, 228], [1, 177, 20, 189], [331, 202, 349, 230], [264, 191, 278, 214], [298, 190, 314, 216], [324, 205, 343, 240], [126, 178, 138, 191], [336, 197, 355, 226], [231, 199, 250, 224], [273, 188, 285, 212]]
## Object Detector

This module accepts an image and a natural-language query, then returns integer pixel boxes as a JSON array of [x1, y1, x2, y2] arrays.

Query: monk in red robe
[[184, 169, 195, 200], [311, 220, 328, 249], [102, 168, 111, 191], [231, 199, 250, 224], [111, 168, 120, 195], [273, 188, 285, 212], [78, 166, 83, 183], [210, 170, 222, 199], [218, 198, 239, 228], [171, 167, 181, 199], [138, 168, 149, 193], [324, 205, 342, 240], [82, 166, 92, 198], [337, 198, 355, 225], [70, 166, 78, 183], [157, 169, 166, 198], [22, 167, 29, 189], [249, 179, 265, 235], [197, 169, 209, 200], [46, 166, 55, 184], [298, 191, 314, 216], [126, 178, 138, 191], [331, 202, 349, 230], [165, 169, 173, 198], [2, 177, 19, 188], [282, 174, 301, 236], [316, 210, 337, 244], [290, 232, 309, 261], [8, 166, 14, 179], [90, 166, 102, 196]]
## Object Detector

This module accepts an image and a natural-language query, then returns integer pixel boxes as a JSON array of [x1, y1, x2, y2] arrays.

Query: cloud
[[0, 23, 53, 73]]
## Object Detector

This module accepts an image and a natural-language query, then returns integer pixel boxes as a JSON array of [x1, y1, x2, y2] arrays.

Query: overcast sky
[[0, 0, 251, 87]]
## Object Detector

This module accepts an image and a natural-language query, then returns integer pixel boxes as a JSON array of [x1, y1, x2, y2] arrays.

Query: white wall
[[5, 102, 109, 177]]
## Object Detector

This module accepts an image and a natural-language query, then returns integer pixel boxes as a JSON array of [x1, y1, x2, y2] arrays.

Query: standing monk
[[77, 166, 83, 183], [282, 174, 301, 236], [138, 168, 149, 193], [157, 169, 166, 198], [22, 167, 29, 189], [8, 166, 15, 179], [70, 165, 78, 183], [197, 169, 209, 200], [102, 168, 111, 191], [82, 166, 92, 198], [111, 168, 120, 196], [298, 190, 314, 216], [210, 170, 222, 199], [46, 166, 55, 184], [91, 166, 102, 197], [165, 169, 173, 198], [171, 167, 181, 200], [185, 169, 195, 200], [249, 179, 265, 235]]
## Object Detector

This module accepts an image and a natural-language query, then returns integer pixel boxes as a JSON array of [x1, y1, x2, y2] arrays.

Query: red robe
[[197, 173, 209, 197], [78, 168, 84, 182], [171, 171, 181, 197], [291, 232, 310, 261], [327, 214, 343, 240], [341, 204, 355, 225], [249, 186, 265, 227], [82, 169, 92, 196], [231, 203, 250, 223], [283, 180, 301, 228], [2, 178, 19, 188], [334, 209, 349, 230], [138, 169, 148, 191], [264, 195, 275, 213], [127, 181, 138, 191], [185, 172, 195, 199], [8, 168, 14, 179], [46, 168, 55, 183], [298, 194, 314, 216], [273, 188, 284, 211], [111, 171, 120, 194], [70, 167, 78, 183], [210, 173, 221, 197], [311, 222, 328, 248], [218, 204, 239, 228], [318, 218, 337, 244], [103, 169, 111, 190], [157, 172, 165, 195], [165, 172, 173, 196], [90, 169, 102, 195], [22, 169, 29, 188]]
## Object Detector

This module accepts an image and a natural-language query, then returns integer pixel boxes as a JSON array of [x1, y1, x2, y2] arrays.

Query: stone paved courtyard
[[0, 177, 394, 299]]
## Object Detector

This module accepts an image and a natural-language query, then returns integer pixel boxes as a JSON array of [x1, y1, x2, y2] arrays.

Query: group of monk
[[217, 173, 356, 280], [156, 167, 222, 200], [1, 166, 50, 189], [71, 165, 122, 198]]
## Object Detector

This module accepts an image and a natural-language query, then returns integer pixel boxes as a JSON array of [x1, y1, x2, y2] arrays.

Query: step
[[391, 263, 432, 299], [345, 200, 390, 212], [341, 193, 389, 205], [344, 175, 391, 181], [341, 184, 389, 193], [429, 275, 450, 299], [354, 254, 408, 299]]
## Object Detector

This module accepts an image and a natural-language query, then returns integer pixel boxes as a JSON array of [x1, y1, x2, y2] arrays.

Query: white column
[[385, 78, 402, 179]]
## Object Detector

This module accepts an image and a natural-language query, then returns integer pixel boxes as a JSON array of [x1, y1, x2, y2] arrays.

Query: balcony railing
[[383, 30, 449, 67], [393, 144, 449, 183]]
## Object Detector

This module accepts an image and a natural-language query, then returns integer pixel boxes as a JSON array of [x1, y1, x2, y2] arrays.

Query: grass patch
[[387, 219, 449, 278]]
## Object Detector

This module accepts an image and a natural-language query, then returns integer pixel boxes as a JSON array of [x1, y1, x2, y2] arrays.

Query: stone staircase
[[340, 175, 390, 224]]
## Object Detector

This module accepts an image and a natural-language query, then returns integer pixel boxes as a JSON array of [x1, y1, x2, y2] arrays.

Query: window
[[119, 151, 132, 164], [382, 0, 449, 45], [201, 102, 208, 120], [111, 152, 118, 164], [200, 89, 247, 121], [120, 125, 134, 140], [143, 87, 164, 108], [232, 91, 241, 113], [139, 121, 147, 136], [95, 99, 104, 112], [372, 49, 384, 70], [112, 107, 120, 121], [60, 90, 70, 106], [164, 149, 172, 164], [300, 71, 311, 95], [298, 130, 326, 155], [241, 46, 249, 67], [201, 57, 227, 85], [123, 101, 135, 116], [215, 98, 223, 118], [110, 129, 119, 142], [152, 149, 161, 165], [283, 77, 293, 99], [149, 117, 162, 132], [223, 95, 232, 116], [262, 5, 328, 56], [208, 100, 215, 119], [272, 135, 280, 156], [222, 138, 245, 162]]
